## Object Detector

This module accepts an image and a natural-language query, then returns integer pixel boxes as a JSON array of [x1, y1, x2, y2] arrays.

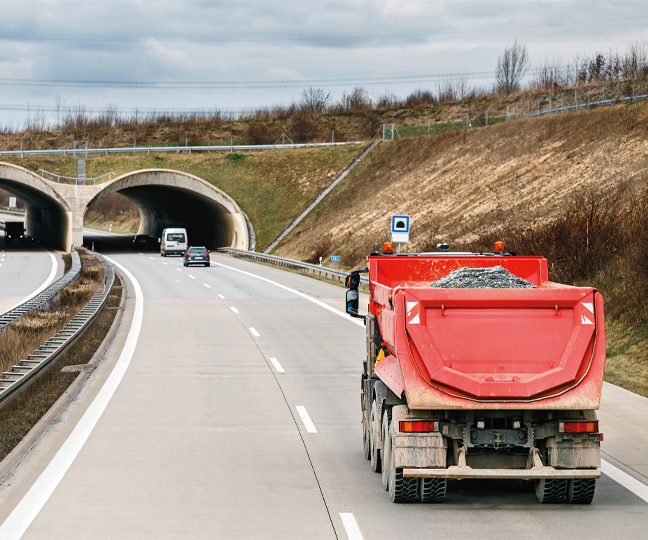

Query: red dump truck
[[345, 243, 605, 504]]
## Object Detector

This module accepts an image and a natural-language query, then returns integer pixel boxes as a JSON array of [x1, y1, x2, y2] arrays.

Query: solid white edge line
[[601, 459, 648, 503], [0, 255, 144, 539], [214, 262, 364, 327], [216, 259, 648, 503], [1, 251, 57, 316], [269, 357, 284, 373], [249, 327, 260, 337], [340, 513, 364, 540], [230, 307, 239, 314], [296, 406, 317, 433]]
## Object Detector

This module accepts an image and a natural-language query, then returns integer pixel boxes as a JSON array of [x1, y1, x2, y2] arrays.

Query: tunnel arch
[[87, 169, 254, 251], [0, 163, 71, 248]]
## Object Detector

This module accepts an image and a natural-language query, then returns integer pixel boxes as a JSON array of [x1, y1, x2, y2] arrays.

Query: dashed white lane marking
[[162, 262, 168, 266], [249, 327, 260, 337], [230, 307, 239, 314], [203, 283, 211, 288], [175, 268, 182, 272], [217, 294, 224, 299], [340, 513, 364, 540], [601, 460, 648, 503], [188, 274, 196, 279], [269, 357, 284, 373], [214, 262, 364, 327], [175, 280, 180, 282], [149, 257, 155, 260], [138, 252, 144, 255], [0, 255, 144, 539], [296, 406, 317, 433]]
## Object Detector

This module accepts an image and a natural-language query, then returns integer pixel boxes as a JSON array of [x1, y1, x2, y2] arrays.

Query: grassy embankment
[[2, 144, 366, 249], [274, 100, 648, 397]]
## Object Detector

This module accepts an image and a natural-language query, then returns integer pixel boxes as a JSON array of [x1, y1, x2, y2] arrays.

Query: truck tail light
[[400, 421, 438, 433], [559, 421, 598, 433]]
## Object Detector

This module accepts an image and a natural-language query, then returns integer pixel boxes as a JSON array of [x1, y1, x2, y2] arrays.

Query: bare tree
[[494, 40, 529, 94], [335, 87, 374, 111], [299, 87, 331, 113]]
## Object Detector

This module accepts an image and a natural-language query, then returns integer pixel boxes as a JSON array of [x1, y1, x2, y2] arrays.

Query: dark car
[[184, 246, 210, 267], [133, 234, 157, 248]]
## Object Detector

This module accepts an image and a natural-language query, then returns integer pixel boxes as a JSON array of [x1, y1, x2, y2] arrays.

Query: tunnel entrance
[[84, 169, 253, 251], [0, 167, 70, 250]]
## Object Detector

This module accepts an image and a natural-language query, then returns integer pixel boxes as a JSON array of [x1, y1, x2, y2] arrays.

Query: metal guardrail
[[0, 257, 115, 410], [219, 247, 368, 285], [0, 140, 364, 159], [0, 251, 82, 329], [37, 169, 115, 185]]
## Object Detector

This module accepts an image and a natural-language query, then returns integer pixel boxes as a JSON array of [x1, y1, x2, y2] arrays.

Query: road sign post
[[391, 215, 410, 253]]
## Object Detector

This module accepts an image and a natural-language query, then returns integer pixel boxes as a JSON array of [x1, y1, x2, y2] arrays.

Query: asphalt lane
[[1, 246, 647, 539]]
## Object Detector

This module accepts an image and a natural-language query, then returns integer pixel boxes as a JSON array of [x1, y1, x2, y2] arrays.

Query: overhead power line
[[1, 15, 647, 45]]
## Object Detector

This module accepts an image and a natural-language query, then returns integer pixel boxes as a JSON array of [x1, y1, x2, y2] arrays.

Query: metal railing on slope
[[219, 248, 368, 285], [0, 258, 115, 410], [0, 251, 82, 330], [262, 140, 380, 253]]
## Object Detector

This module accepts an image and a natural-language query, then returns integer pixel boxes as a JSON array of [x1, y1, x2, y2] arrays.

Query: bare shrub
[[245, 121, 275, 144], [299, 88, 331, 113], [289, 112, 318, 142], [437, 71, 471, 102], [532, 55, 569, 91], [334, 87, 374, 111], [59, 283, 96, 307], [10, 311, 70, 336], [494, 39, 529, 94], [404, 88, 436, 107]]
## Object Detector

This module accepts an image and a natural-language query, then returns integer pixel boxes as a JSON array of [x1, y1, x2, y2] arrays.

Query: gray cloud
[[0, 0, 646, 125]]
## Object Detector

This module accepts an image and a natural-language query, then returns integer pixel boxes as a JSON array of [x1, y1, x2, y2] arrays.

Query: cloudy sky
[[1, 0, 647, 124]]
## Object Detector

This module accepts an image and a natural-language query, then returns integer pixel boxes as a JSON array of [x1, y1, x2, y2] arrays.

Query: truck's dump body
[[369, 254, 606, 410]]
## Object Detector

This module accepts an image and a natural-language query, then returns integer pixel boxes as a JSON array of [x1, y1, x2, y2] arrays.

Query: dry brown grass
[[0, 251, 104, 373], [0, 275, 123, 462]]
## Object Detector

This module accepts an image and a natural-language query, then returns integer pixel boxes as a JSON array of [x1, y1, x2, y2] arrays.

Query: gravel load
[[430, 266, 537, 289]]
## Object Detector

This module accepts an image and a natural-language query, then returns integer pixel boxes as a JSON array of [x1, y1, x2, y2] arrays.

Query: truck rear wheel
[[370, 401, 381, 473], [420, 478, 447, 503], [535, 479, 568, 503], [388, 456, 418, 503], [567, 479, 596, 504], [363, 426, 371, 460]]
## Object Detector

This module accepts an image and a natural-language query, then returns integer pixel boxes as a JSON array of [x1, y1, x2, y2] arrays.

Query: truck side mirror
[[346, 289, 361, 318]]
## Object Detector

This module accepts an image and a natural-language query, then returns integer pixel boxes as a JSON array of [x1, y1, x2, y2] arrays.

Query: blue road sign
[[331, 256, 341, 262], [391, 215, 410, 233]]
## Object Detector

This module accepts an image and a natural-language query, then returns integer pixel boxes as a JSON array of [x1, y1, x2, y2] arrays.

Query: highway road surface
[[0, 234, 646, 539], [0, 212, 62, 316]]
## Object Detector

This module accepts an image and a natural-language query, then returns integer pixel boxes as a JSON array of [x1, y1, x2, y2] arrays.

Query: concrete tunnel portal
[[0, 164, 254, 252]]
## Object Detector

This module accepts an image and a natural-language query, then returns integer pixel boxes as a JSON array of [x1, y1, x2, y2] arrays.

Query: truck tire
[[535, 479, 568, 503], [388, 451, 418, 503], [567, 479, 596, 504], [370, 401, 381, 473], [420, 478, 447, 503], [381, 408, 392, 491]]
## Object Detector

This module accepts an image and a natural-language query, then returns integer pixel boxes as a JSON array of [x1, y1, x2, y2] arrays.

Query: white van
[[160, 228, 188, 257]]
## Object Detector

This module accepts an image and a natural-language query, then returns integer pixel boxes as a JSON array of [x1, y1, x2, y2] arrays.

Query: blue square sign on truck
[[391, 215, 410, 243]]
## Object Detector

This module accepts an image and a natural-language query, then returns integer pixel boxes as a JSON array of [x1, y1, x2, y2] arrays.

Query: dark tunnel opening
[[0, 180, 69, 249], [87, 184, 243, 250]]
